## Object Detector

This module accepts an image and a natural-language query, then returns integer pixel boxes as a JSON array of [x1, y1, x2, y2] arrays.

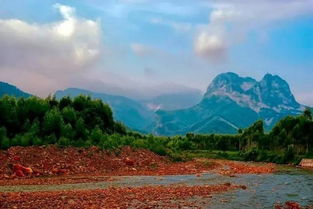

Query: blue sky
[[0, 0, 313, 105]]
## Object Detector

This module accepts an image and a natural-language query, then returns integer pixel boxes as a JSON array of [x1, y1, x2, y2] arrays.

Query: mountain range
[[0, 72, 307, 135]]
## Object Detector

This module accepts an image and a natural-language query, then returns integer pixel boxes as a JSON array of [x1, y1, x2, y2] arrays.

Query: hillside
[[0, 82, 31, 98], [155, 73, 306, 135], [55, 88, 155, 132]]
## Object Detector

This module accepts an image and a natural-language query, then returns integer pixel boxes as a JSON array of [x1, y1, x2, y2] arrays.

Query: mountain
[[142, 91, 202, 111], [55, 88, 155, 132], [155, 72, 305, 135], [0, 82, 31, 98]]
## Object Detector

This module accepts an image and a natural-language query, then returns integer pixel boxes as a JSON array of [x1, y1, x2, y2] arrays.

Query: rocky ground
[[0, 146, 309, 209]]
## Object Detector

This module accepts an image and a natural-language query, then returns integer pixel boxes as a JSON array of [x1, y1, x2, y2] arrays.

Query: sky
[[0, 0, 313, 105]]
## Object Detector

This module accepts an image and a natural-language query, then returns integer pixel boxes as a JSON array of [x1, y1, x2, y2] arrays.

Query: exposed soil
[[0, 183, 245, 209], [0, 146, 276, 186], [216, 160, 276, 175], [1, 146, 311, 209]]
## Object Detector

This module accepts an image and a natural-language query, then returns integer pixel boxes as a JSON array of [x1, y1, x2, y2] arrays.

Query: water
[[208, 172, 313, 209], [1, 167, 312, 208]]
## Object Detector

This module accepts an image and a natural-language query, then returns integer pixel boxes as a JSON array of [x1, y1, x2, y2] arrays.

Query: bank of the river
[[0, 146, 275, 185], [0, 146, 312, 209], [0, 166, 312, 208]]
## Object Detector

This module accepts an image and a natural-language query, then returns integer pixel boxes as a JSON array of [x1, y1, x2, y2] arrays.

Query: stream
[[0, 166, 312, 208]]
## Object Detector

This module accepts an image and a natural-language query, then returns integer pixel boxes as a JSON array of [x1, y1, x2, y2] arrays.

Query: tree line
[[0, 95, 312, 163]]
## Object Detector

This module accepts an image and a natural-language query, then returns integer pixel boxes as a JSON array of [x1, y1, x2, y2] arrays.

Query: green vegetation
[[0, 95, 127, 149], [0, 95, 312, 164]]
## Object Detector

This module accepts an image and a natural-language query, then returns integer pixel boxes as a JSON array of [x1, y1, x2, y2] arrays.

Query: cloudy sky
[[0, 0, 313, 105]]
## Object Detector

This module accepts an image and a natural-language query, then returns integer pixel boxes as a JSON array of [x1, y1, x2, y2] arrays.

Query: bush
[[20, 134, 32, 147], [131, 139, 148, 149], [10, 136, 21, 146], [150, 144, 167, 156], [32, 137, 43, 146], [242, 148, 259, 161], [217, 151, 229, 159], [0, 137, 10, 149], [58, 137, 71, 147]]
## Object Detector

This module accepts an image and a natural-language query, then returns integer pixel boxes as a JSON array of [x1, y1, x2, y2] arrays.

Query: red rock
[[22, 167, 33, 175], [13, 156, 20, 161], [124, 157, 135, 166], [15, 169, 25, 177]]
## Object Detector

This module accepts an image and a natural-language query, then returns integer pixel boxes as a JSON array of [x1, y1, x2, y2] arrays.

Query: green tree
[[0, 127, 10, 149], [43, 108, 64, 138], [303, 107, 312, 120]]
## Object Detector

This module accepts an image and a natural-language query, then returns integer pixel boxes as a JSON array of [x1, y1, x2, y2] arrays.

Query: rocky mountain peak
[[205, 72, 256, 96], [258, 73, 300, 110], [204, 72, 301, 113]]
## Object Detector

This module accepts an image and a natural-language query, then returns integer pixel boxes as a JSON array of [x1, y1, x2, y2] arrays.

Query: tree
[[0, 127, 10, 149], [303, 107, 312, 120], [43, 108, 64, 138]]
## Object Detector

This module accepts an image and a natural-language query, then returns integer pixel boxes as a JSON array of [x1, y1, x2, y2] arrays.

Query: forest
[[0, 95, 312, 164]]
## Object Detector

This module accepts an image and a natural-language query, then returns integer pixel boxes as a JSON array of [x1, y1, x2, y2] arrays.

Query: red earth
[[0, 146, 303, 209], [0, 145, 276, 185], [0, 183, 245, 209]]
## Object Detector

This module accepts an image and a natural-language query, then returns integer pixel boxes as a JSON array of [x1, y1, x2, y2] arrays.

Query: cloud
[[0, 4, 101, 96], [194, 32, 227, 62], [194, 0, 313, 62]]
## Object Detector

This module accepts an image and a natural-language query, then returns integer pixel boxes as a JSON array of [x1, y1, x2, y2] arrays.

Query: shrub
[[0, 137, 10, 149], [32, 137, 43, 146], [58, 137, 71, 147], [20, 134, 32, 147]]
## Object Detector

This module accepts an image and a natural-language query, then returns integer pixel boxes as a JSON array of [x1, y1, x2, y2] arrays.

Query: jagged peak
[[203, 72, 301, 113], [261, 73, 287, 84]]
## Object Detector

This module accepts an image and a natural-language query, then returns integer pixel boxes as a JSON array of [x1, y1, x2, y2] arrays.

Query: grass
[[180, 150, 244, 161]]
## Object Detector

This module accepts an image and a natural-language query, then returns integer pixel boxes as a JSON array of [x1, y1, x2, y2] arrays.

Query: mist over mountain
[[55, 88, 156, 133], [155, 72, 306, 135], [142, 91, 203, 111]]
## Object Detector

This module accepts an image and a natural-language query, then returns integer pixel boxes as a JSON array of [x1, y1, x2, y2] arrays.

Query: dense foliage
[[0, 95, 127, 149], [0, 95, 312, 164], [239, 108, 313, 163]]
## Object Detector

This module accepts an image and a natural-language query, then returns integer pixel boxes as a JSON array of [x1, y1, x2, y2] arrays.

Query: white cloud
[[194, 32, 227, 62], [0, 4, 102, 96], [194, 0, 313, 62]]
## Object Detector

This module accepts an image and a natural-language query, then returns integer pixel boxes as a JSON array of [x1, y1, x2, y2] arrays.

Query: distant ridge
[[55, 88, 156, 132], [0, 82, 31, 98]]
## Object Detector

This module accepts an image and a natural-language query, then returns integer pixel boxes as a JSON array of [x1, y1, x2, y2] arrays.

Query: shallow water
[[1, 167, 312, 208], [209, 173, 313, 209]]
